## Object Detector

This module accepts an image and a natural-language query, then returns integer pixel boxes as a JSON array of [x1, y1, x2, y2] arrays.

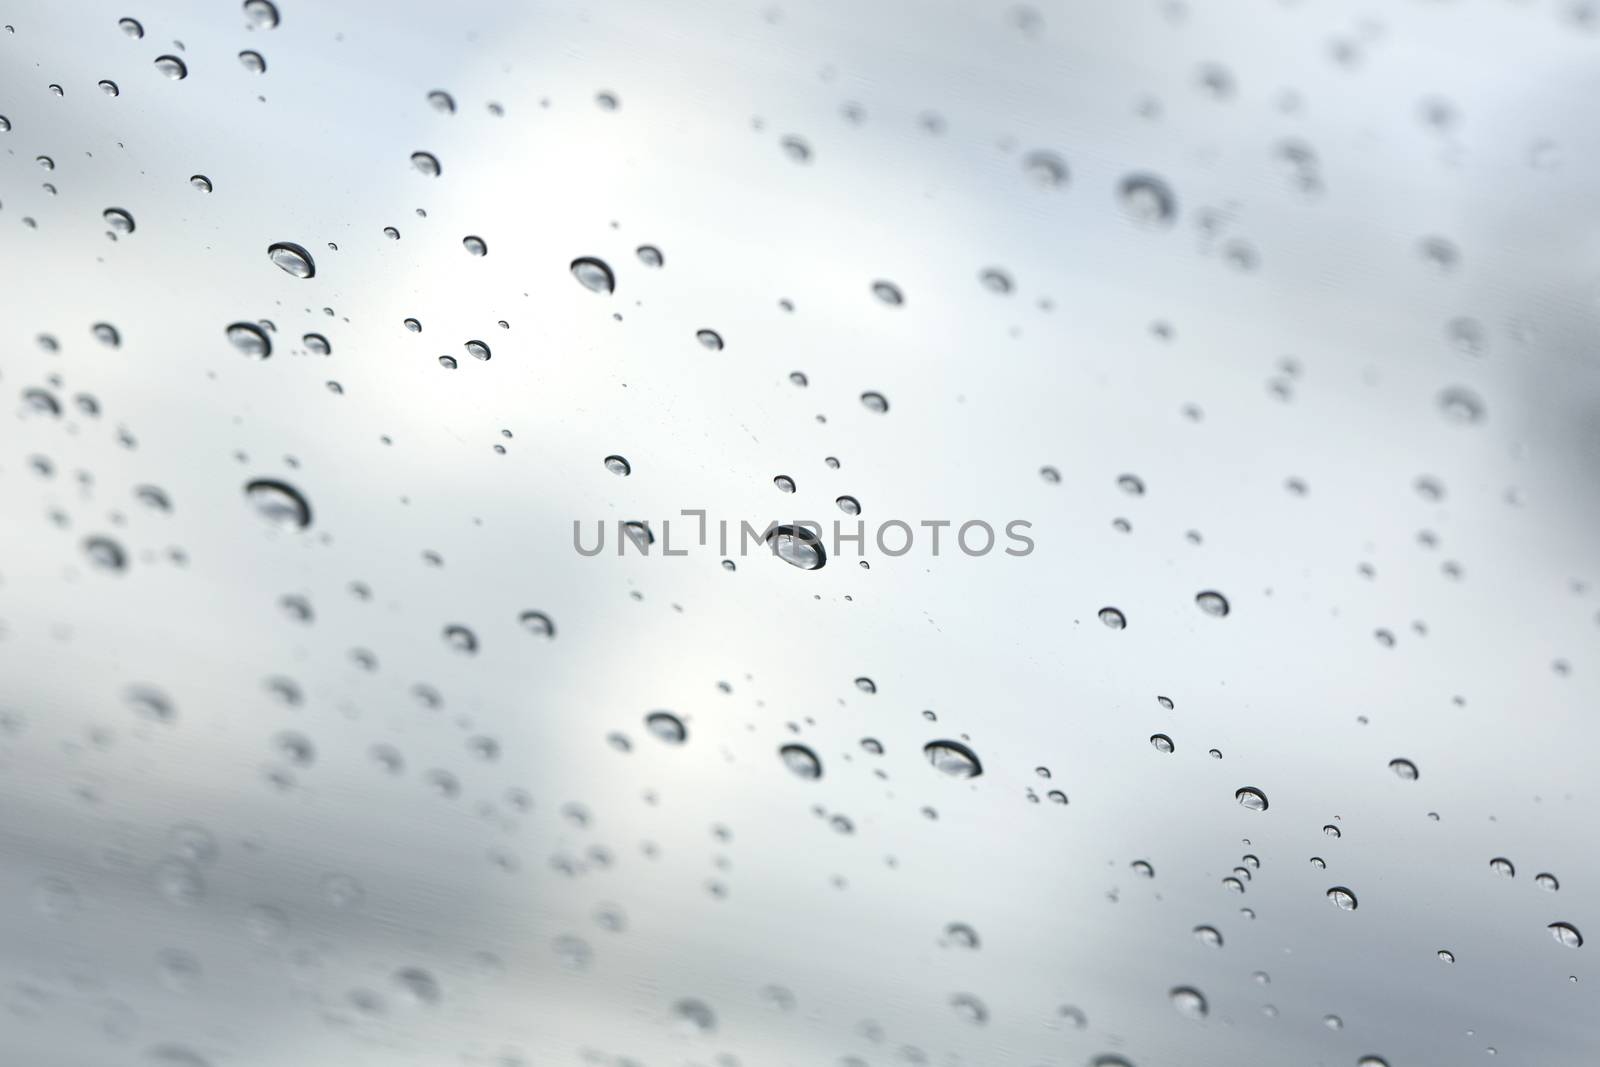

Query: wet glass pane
[[2, 2, 1596, 1065]]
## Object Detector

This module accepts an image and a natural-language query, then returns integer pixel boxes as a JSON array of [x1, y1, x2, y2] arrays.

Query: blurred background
[[1, 0, 1598, 1064]]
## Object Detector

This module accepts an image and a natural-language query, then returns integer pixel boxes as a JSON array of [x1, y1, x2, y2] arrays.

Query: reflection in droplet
[[1195, 590, 1230, 616], [923, 740, 983, 779], [104, 207, 135, 234], [243, 0, 280, 28], [1235, 787, 1268, 811], [766, 524, 826, 570], [154, 55, 188, 80], [645, 711, 687, 744], [860, 391, 889, 413], [1490, 857, 1515, 878], [1150, 733, 1174, 753], [238, 50, 266, 73], [1550, 922, 1583, 948], [605, 455, 631, 476], [411, 151, 441, 176], [1389, 758, 1419, 781], [244, 479, 312, 529], [267, 242, 315, 279], [1327, 886, 1358, 911], [226, 322, 271, 359], [1536, 872, 1560, 891], [779, 743, 822, 779], [1170, 986, 1207, 1019], [463, 235, 487, 256], [571, 257, 615, 294], [1119, 173, 1177, 224], [1098, 607, 1126, 630], [190, 174, 212, 192], [99, 79, 120, 96], [636, 244, 664, 267]]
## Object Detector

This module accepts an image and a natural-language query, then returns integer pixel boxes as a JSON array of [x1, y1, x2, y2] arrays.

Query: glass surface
[[2, 2, 1597, 1065]]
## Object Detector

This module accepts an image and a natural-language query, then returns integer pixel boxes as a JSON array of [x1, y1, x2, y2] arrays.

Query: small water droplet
[[605, 455, 631, 475], [463, 235, 487, 256], [226, 322, 271, 358], [695, 328, 724, 350], [636, 244, 663, 267], [1170, 986, 1207, 1019], [1490, 857, 1515, 877], [189, 174, 212, 192], [1098, 607, 1126, 630], [1389, 758, 1419, 781], [99, 79, 120, 96], [765, 524, 826, 570], [979, 268, 1013, 293], [84, 535, 128, 571], [103, 207, 135, 234], [870, 280, 904, 306], [238, 50, 266, 73], [1550, 922, 1583, 948], [519, 611, 555, 638], [1438, 386, 1485, 424], [836, 495, 860, 515], [1327, 886, 1358, 910], [672, 997, 716, 1035], [1195, 590, 1230, 616], [119, 17, 144, 37], [1119, 173, 1177, 224], [243, 0, 280, 29], [1023, 150, 1068, 187], [1150, 733, 1174, 753], [411, 151, 441, 176], [860, 391, 890, 413], [426, 90, 455, 113], [1536, 872, 1560, 891], [1193, 925, 1223, 946]]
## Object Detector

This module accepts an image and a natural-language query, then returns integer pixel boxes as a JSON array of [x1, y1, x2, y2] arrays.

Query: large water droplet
[[1549, 922, 1583, 948], [1389, 758, 1419, 781], [1195, 590, 1230, 616], [238, 50, 266, 73], [1490, 857, 1515, 877], [1327, 886, 1358, 910], [519, 610, 555, 638], [1119, 173, 1176, 224], [1536, 872, 1560, 891], [119, 17, 144, 37], [244, 479, 311, 529], [778, 743, 822, 779], [1170, 987, 1207, 1019], [860, 391, 890, 413], [267, 242, 315, 278], [765, 524, 826, 570], [1098, 607, 1126, 629], [411, 151, 441, 176], [154, 55, 187, 80], [103, 207, 135, 234], [571, 257, 615, 294], [924, 740, 983, 778], [243, 0, 280, 29], [226, 322, 271, 358], [645, 711, 687, 743], [1235, 787, 1268, 811]]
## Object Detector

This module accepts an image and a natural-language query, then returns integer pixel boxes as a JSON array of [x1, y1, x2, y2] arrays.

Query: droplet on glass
[[1119, 173, 1177, 224], [463, 235, 487, 256], [860, 391, 889, 413], [153, 55, 187, 80], [1549, 922, 1583, 948], [442, 624, 478, 654], [189, 174, 212, 192], [103, 207, 135, 234], [1170, 987, 1207, 1019], [427, 89, 455, 113], [1490, 857, 1515, 877], [979, 268, 1013, 294], [1389, 758, 1419, 781], [836, 495, 860, 515], [1193, 925, 1222, 946], [923, 740, 983, 779], [1536, 872, 1560, 891], [118, 16, 143, 37], [778, 743, 821, 779], [267, 242, 315, 279], [645, 711, 687, 744], [1023, 150, 1068, 187], [238, 50, 266, 73], [1098, 607, 1126, 630], [605, 455, 631, 476], [765, 524, 826, 570], [303, 333, 330, 355], [519, 611, 555, 638], [411, 151, 441, 176], [99, 79, 120, 96], [871, 280, 904, 306], [1195, 590, 1230, 616], [226, 322, 271, 358], [84, 535, 128, 572], [570, 257, 615, 294], [243, 0, 280, 29], [244, 479, 312, 529], [1150, 733, 1174, 753], [636, 244, 663, 267], [1235, 787, 1268, 811], [1326, 886, 1358, 910], [1438, 386, 1485, 424]]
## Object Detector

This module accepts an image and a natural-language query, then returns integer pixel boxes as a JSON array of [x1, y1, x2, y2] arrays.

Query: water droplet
[[1195, 590, 1230, 616], [636, 244, 663, 267], [226, 322, 271, 358], [1098, 607, 1126, 630], [1119, 173, 1177, 224], [773, 474, 796, 493], [1193, 925, 1223, 946], [244, 479, 311, 529], [604, 455, 631, 476], [238, 50, 266, 73], [411, 151, 441, 176], [119, 17, 144, 37], [1438, 386, 1485, 424], [519, 611, 555, 638], [765, 524, 826, 570], [1326, 886, 1358, 910], [1116, 473, 1145, 495], [303, 332, 330, 355], [438, 355, 457, 369], [103, 207, 135, 234], [1490, 857, 1515, 877], [1311, 856, 1326, 869], [442, 624, 478, 654], [871, 280, 904, 306], [267, 242, 315, 279], [1358, 1058, 1389, 1067], [1150, 733, 1174, 753], [1235, 787, 1268, 811], [1389, 758, 1419, 781], [190, 174, 212, 192], [426, 89, 455, 113], [99, 79, 120, 96], [836, 495, 860, 515], [1040, 465, 1061, 484], [645, 711, 686, 743], [153, 55, 187, 80], [463, 235, 487, 256], [394, 967, 441, 1005], [943, 922, 979, 948], [1131, 860, 1154, 878], [780, 134, 812, 162], [1536, 872, 1560, 891], [1438, 949, 1455, 963], [92, 322, 121, 347], [924, 740, 983, 779], [778, 743, 822, 779], [1170, 986, 1207, 1019], [860, 391, 889, 413], [1023, 150, 1068, 187], [695, 328, 724, 350], [979, 268, 1013, 293], [1550, 922, 1583, 948], [84, 536, 128, 572], [570, 257, 615, 294], [243, 0, 280, 29], [672, 997, 716, 1035], [950, 992, 988, 1025], [404, 317, 422, 332]]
